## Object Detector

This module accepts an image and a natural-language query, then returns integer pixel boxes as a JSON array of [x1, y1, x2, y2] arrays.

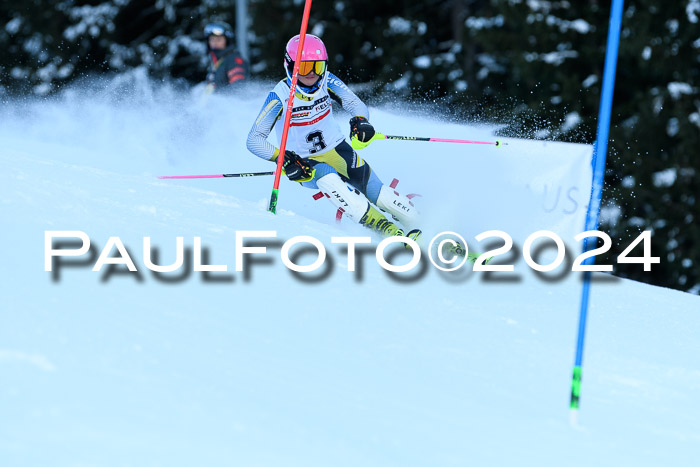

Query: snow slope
[[1, 74, 699, 466]]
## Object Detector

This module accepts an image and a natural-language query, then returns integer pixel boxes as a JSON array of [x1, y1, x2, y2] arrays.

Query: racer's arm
[[327, 73, 378, 148], [327, 72, 370, 120], [246, 92, 284, 162]]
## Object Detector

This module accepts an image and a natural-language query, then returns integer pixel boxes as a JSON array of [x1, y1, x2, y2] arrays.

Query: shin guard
[[376, 185, 421, 228]]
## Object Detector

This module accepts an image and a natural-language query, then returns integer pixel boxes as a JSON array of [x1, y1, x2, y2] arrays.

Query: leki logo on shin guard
[[331, 191, 349, 207], [392, 200, 411, 212]]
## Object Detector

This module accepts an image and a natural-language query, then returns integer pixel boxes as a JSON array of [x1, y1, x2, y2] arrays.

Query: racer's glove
[[349, 116, 375, 143], [350, 116, 384, 150], [282, 150, 315, 182]]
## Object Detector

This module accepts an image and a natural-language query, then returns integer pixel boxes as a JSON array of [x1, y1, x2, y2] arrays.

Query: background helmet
[[204, 21, 234, 48], [284, 34, 328, 95]]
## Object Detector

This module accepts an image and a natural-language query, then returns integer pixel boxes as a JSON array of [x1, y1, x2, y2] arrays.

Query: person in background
[[204, 21, 248, 93]]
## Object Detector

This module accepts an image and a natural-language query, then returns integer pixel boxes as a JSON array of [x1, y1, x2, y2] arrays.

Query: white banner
[[496, 139, 594, 242]]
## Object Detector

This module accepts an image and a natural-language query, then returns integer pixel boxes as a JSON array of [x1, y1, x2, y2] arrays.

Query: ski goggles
[[204, 24, 227, 36], [296, 60, 327, 77]]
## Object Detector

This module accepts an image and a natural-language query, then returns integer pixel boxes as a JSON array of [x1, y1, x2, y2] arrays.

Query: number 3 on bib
[[306, 130, 327, 154]]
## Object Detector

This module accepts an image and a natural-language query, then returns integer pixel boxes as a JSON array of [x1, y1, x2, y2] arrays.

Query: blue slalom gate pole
[[570, 0, 625, 411]]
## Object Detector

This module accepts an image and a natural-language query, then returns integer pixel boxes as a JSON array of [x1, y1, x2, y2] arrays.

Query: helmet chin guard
[[287, 72, 328, 97]]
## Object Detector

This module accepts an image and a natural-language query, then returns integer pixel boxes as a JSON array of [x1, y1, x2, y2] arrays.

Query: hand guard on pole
[[282, 150, 315, 182], [349, 116, 377, 149]]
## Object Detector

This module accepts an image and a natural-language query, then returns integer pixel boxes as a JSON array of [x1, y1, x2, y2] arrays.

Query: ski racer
[[246, 34, 422, 241], [204, 22, 249, 93]]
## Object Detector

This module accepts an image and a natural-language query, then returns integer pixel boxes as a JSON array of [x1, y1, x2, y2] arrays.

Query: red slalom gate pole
[[268, 0, 314, 214]]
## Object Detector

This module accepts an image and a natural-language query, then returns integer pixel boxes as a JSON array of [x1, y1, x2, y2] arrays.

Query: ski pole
[[158, 172, 274, 180], [351, 133, 506, 150], [268, 0, 314, 214]]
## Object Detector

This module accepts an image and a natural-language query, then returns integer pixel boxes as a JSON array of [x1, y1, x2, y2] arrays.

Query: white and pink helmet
[[284, 34, 328, 94]]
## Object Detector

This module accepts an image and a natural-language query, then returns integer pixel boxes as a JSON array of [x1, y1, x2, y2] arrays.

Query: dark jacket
[[206, 45, 249, 90]]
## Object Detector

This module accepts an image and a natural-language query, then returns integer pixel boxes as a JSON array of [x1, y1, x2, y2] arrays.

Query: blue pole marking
[[572, 0, 625, 405]]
